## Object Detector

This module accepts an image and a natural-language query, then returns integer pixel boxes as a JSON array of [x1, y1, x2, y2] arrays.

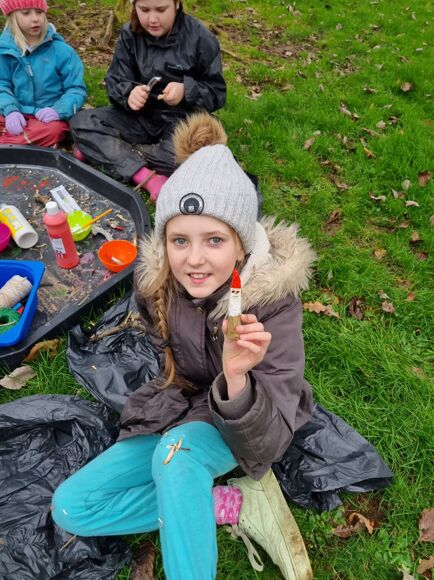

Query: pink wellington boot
[[72, 146, 86, 162], [132, 166, 168, 202]]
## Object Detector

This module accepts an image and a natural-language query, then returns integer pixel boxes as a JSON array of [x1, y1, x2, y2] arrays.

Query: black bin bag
[[67, 292, 160, 413], [273, 403, 393, 511], [0, 395, 130, 579], [67, 293, 393, 512]]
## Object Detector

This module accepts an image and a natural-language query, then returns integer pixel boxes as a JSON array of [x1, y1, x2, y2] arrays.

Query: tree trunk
[[115, 0, 131, 25]]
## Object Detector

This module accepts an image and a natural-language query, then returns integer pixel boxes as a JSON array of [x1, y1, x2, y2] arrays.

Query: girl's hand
[[222, 314, 272, 398], [128, 85, 149, 111], [159, 82, 185, 106]]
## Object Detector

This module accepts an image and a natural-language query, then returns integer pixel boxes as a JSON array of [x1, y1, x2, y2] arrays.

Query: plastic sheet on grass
[[0, 395, 130, 579]]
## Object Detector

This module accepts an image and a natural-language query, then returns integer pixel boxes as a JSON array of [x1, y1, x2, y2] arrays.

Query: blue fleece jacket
[[0, 24, 87, 119]]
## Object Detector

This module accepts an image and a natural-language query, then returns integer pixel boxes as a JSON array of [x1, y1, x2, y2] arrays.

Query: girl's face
[[166, 214, 245, 299], [134, 0, 179, 38], [15, 9, 46, 43]]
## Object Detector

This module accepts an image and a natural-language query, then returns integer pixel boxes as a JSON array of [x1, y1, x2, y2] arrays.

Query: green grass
[[1, 0, 433, 578]]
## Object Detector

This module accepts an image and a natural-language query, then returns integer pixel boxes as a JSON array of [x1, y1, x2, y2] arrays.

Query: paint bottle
[[43, 201, 79, 269], [0, 204, 38, 249]]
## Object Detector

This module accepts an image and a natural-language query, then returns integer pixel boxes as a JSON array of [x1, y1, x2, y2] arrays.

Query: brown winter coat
[[118, 217, 316, 479]]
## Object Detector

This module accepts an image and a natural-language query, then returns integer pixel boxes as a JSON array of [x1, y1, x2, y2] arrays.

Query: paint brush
[[81, 209, 113, 229], [227, 268, 242, 340]]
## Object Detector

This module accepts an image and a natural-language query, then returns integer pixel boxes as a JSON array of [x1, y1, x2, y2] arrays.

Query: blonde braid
[[154, 284, 176, 388]]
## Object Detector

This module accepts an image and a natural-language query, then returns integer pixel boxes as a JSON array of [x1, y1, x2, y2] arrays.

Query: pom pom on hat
[[155, 113, 258, 254], [0, 0, 48, 15]]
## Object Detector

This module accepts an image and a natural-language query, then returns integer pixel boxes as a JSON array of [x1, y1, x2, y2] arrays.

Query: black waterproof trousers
[[69, 106, 182, 181]]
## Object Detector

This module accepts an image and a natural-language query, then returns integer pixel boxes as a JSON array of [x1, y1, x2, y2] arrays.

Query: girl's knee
[[51, 478, 89, 536]]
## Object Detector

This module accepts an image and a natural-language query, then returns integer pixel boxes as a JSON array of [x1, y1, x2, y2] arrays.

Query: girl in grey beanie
[[52, 113, 315, 580]]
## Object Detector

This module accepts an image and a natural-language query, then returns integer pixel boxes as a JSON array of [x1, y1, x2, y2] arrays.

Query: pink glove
[[35, 107, 59, 123], [5, 111, 27, 136]]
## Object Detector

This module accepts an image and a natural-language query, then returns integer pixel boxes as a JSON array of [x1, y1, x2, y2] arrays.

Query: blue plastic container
[[0, 260, 45, 348]]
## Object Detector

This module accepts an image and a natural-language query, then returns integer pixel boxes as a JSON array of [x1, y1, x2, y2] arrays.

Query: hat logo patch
[[179, 193, 204, 215]]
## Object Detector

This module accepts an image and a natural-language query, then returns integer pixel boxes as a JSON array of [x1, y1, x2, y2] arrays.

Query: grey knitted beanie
[[155, 117, 258, 254]]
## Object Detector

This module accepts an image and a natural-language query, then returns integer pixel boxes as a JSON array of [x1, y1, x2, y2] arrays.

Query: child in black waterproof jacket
[[69, 0, 226, 201]]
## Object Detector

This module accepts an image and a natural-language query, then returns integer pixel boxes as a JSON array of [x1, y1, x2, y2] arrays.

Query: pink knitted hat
[[0, 0, 48, 15]]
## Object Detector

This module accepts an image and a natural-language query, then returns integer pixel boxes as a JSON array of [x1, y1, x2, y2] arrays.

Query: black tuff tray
[[0, 145, 151, 370]]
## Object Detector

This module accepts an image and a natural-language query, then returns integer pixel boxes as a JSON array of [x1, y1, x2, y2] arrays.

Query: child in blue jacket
[[0, 0, 87, 147]]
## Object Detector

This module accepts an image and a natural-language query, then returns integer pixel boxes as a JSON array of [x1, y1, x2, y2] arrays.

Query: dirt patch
[[50, 2, 118, 69]]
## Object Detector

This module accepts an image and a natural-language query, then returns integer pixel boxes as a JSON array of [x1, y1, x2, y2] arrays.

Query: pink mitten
[[35, 107, 59, 123], [5, 111, 27, 135]]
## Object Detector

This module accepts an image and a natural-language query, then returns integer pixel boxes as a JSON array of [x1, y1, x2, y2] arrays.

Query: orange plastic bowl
[[0, 223, 11, 253], [98, 240, 137, 273]]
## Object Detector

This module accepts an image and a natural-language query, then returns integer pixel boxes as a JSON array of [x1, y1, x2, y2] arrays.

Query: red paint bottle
[[43, 201, 79, 269]]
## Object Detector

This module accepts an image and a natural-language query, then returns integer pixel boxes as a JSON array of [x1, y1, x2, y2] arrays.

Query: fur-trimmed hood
[[135, 216, 317, 318]]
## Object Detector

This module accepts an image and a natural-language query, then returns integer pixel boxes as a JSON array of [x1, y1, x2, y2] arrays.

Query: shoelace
[[227, 524, 264, 572]]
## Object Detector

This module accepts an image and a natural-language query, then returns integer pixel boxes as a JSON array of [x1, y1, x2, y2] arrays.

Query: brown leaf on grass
[[419, 508, 434, 542], [376, 120, 386, 130], [320, 160, 342, 173], [412, 367, 427, 379], [392, 189, 406, 199], [406, 292, 416, 301], [400, 82, 414, 93], [418, 171, 432, 187], [339, 102, 359, 120], [381, 301, 395, 314], [410, 231, 421, 244], [326, 209, 342, 224], [430, 215, 434, 226], [23, 339, 60, 362], [303, 302, 340, 318], [333, 511, 377, 538], [363, 146, 376, 158], [370, 194, 386, 202], [348, 512, 375, 534], [416, 251, 429, 260], [363, 127, 380, 137], [329, 173, 349, 191], [417, 556, 434, 575], [389, 115, 400, 125], [348, 297, 364, 320], [364, 86, 377, 94], [405, 200, 420, 207], [401, 573, 415, 580], [0, 365, 36, 390], [130, 540, 156, 580], [374, 248, 387, 260], [398, 220, 410, 228], [402, 179, 411, 191], [303, 136, 316, 150]]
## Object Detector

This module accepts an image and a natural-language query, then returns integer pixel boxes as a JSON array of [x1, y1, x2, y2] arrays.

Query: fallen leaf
[[410, 231, 421, 244], [320, 160, 342, 173], [389, 115, 399, 125], [378, 291, 389, 299], [406, 292, 416, 301], [398, 220, 410, 228], [400, 82, 414, 93], [130, 540, 156, 580], [303, 302, 340, 318], [392, 189, 405, 199], [363, 127, 380, 137], [364, 86, 377, 94], [348, 297, 364, 320], [303, 136, 316, 150], [376, 120, 386, 130], [363, 146, 376, 158], [329, 173, 349, 191], [348, 512, 375, 534], [374, 248, 387, 260], [417, 556, 434, 575], [418, 171, 432, 187], [430, 215, 434, 226], [402, 179, 411, 191], [412, 367, 427, 379], [0, 365, 36, 390], [332, 524, 355, 538], [370, 194, 386, 202], [419, 508, 434, 542], [326, 209, 342, 224], [405, 200, 419, 207], [23, 339, 60, 362], [416, 251, 428, 260], [381, 301, 395, 314], [339, 102, 359, 120], [401, 573, 415, 580]]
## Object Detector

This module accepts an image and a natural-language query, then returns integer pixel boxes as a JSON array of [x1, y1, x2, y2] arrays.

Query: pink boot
[[72, 146, 86, 162], [132, 166, 168, 202]]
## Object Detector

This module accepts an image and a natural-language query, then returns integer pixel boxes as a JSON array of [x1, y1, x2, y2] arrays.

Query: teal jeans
[[52, 421, 237, 580]]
